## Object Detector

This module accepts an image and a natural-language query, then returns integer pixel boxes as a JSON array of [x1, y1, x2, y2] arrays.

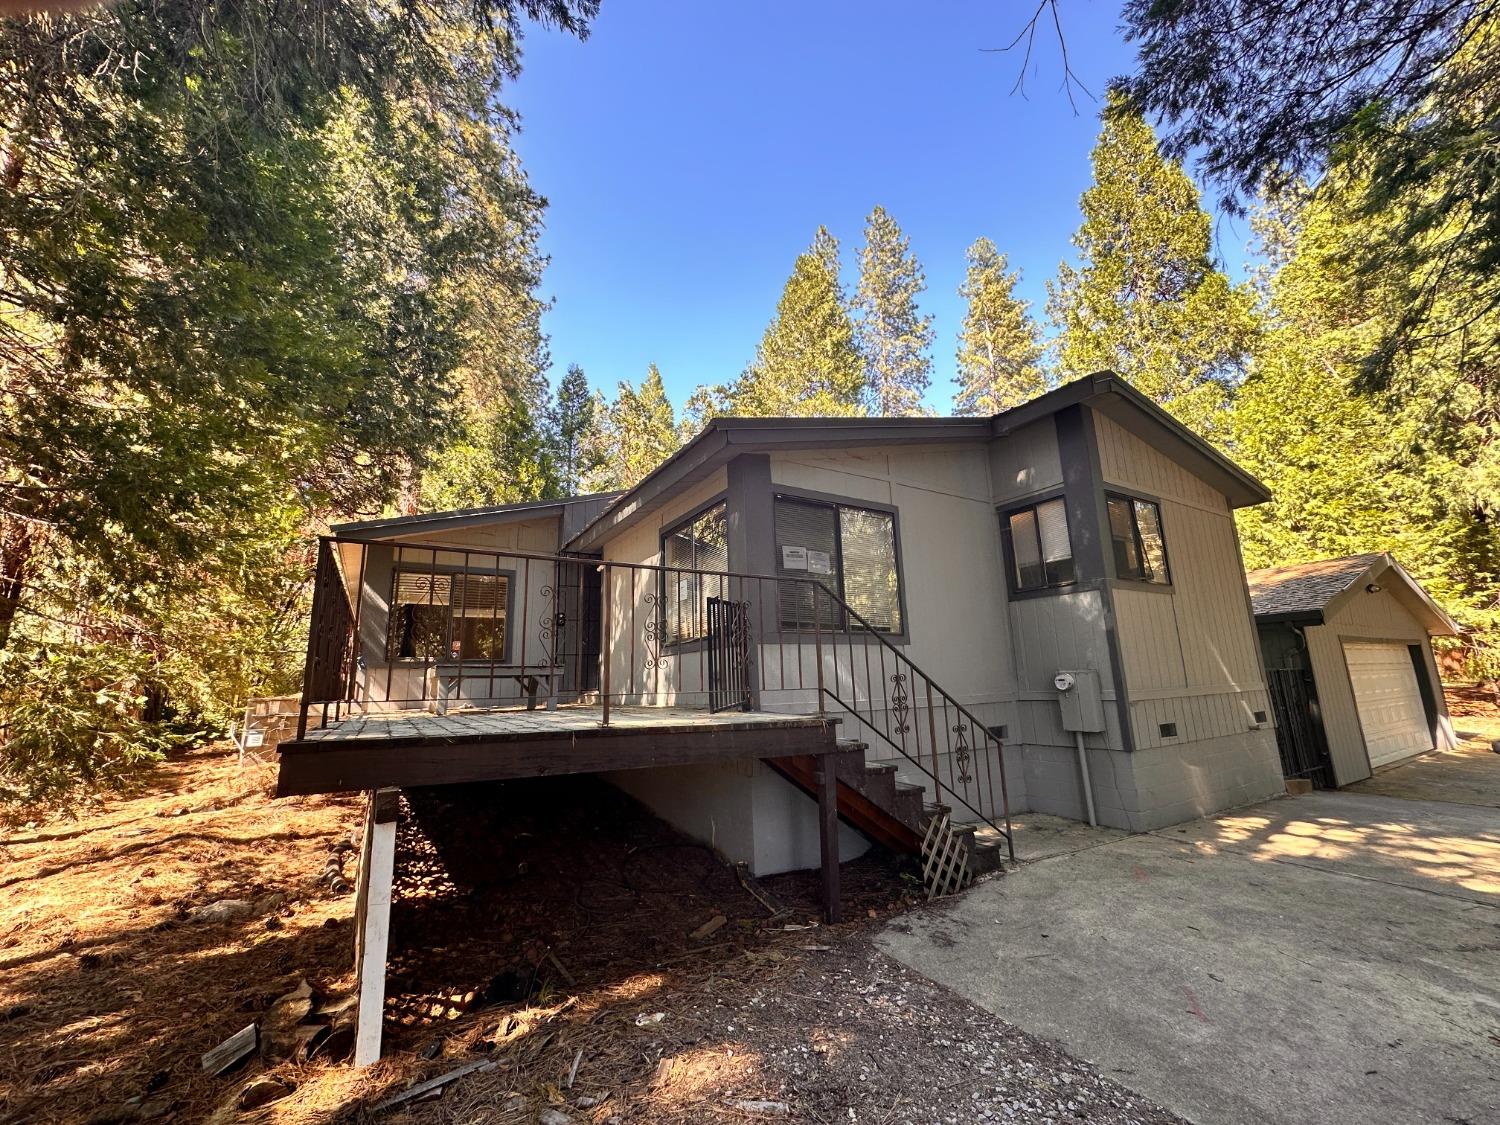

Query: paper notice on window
[[806, 549, 832, 575], [781, 545, 809, 570]]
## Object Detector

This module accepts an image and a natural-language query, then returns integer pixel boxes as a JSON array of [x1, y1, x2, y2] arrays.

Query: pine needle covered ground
[[34, 701, 1500, 1124]]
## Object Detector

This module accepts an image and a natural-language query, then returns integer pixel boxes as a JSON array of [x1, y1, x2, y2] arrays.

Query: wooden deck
[[276, 703, 839, 797]]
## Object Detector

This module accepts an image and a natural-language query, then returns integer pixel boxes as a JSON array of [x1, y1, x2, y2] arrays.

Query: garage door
[[1343, 642, 1432, 769]]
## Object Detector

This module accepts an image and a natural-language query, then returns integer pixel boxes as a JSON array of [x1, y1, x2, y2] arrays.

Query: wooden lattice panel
[[920, 813, 971, 900]]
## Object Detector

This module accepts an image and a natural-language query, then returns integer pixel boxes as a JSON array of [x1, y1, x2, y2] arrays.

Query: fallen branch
[[371, 1058, 498, 1113]]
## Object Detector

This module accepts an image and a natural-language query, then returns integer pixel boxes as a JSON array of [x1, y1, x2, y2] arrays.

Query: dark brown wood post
[[598, 563, 611, 727], [817, 753, 841, 923]]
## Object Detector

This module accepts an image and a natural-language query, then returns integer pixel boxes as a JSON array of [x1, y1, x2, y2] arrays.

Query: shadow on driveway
[[879, 783, 1500, 1125]]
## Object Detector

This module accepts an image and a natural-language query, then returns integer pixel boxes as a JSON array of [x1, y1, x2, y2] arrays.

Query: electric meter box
[[1055, 668, 1106, 733]]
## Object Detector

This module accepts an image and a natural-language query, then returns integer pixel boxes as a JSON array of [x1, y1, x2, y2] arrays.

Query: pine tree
[[549, 363, 602, 494], [608, 364, 681, 488], [953, 238, 1048, 415], [1230, 182, 1500, 678], [1048, 93, 1258, 437], [854, 206, 934, 416], [728, 228, 866, 417]]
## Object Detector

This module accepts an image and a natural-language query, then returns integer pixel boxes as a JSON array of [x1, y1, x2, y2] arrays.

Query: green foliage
[[728, 228, 867, 417], [1117, 2, 1500, 388], [599, 365, 681, 490], [0, 0, 593, 804], [550, 365, 605, 496], [854, 206, 934, 416], [1048, 95, 1258, 437], [1231, 179, 1500, 676], [953, 238, 1049, 414], [0, 639, 193, 809]]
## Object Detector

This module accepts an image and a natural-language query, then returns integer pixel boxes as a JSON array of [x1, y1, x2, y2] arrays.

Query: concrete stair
[[765, 738, 1005, 883]]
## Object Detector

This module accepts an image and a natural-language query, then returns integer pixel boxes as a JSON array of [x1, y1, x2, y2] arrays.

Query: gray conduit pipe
[[1074, 730, 1097, 827]]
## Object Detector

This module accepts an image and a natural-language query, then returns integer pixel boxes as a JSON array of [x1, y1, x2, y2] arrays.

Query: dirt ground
[[12, 686, 1492, 1123]]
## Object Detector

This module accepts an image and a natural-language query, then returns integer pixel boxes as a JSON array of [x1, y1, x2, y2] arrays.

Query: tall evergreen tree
[[1047, 93, 1258, 436], [728, 228, 866, 417], [549, 364, 603, 495], [607, 365, 681, 488], [854, 205, 934, 416], [953, 238, 1048, 415], [1231, 181, 1500, 677]]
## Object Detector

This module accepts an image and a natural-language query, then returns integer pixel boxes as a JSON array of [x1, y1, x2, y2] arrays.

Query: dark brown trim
[[1055, 406, 1137, 754], [658, 492, 729, 648], [568, 418, 993, 553], [769, 486, 911, 644], [998, 488, 1076, 597], [993, 372, 1271, 508], [276, 717, 839, 796]]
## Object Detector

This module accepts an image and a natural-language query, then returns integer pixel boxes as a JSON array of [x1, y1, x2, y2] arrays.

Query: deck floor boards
[[303, 704, 817, 745]]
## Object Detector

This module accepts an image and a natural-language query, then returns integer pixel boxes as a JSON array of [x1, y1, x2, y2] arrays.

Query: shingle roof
[[1245, 554, 1384, 619]]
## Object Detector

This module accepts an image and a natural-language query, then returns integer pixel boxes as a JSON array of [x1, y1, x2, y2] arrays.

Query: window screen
[[1006, 497, 1074, 591], [387, 570, 509, 660], [1107, 493, 1170, 584], [774, 496, 901, 632], [662, 502, 727, 642]]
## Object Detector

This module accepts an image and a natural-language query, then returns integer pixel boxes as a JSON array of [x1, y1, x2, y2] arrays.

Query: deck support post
[[816, 756, 841, 923], [353, 787, 400, 1066]]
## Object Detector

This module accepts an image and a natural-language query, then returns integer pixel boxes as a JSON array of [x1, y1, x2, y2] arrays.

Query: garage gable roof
[[1246, 553, 1459, 635]]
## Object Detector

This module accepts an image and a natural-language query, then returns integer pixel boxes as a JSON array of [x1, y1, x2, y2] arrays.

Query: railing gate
[[706, 597, 752, 713]]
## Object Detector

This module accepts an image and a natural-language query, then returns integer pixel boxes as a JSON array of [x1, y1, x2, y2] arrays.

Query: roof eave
[[1000, 372, 1270, 508]]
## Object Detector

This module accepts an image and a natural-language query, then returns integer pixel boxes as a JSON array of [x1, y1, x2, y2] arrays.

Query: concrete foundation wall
[[1018, 729, 1283, 832], [601, 758, 870, 877]]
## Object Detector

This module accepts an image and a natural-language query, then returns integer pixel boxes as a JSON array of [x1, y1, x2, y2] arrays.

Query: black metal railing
[[295, 536, 1012, 853]]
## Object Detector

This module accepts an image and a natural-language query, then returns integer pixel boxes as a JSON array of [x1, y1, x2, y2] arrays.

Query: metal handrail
[[297, 534, 1013, 858], [808, 581, 1013, 857]]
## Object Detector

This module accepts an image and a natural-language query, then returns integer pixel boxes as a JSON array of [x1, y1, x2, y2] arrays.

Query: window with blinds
[[774, 496, 902, 633], [1106, 493, 1170, 584], [1005, 497, 1075, 591], [386, 569, 509, 660], [662, 502, 727, 642]]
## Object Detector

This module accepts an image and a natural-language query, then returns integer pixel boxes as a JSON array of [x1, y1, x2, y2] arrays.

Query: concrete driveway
[[878, 743, 1500, 1125]]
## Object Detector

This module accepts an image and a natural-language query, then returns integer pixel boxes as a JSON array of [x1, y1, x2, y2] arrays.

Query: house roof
[[332, 492, 623, 540], [1246, 553, 1459, 635], [565, 371, 1272, 553]]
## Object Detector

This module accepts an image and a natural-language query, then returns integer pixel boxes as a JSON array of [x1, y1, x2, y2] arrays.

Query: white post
[[354, 788, 399, 1066]]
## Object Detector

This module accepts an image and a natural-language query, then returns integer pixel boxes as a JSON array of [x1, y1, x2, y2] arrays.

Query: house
[[282, 368, 1288, 858], [281, 370, 1291, 1063], [1248, 553, 1459, 788]]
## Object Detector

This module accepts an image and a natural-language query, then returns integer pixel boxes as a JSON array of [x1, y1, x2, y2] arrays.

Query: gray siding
[[1093, 412, 1283, 819], [989, 417, 1063, 503], [1306, 586, 1455, 786]]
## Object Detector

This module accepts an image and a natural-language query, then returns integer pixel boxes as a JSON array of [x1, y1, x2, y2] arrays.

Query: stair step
[[863, 763, 898, 777], [836, 738, 869, 752]]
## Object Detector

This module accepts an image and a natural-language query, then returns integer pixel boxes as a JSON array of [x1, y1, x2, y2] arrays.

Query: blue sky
[[510, 2, 1246, 414]]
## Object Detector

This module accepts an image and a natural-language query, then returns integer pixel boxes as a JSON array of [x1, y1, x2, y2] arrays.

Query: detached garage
[[1248, 553, 1459, 788]]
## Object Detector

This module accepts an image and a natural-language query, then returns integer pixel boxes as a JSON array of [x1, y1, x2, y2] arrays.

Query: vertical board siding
[[1308, 585, 1452, 785], [1093, 413, 1224, 512], [1094, 411, 1269, 754]]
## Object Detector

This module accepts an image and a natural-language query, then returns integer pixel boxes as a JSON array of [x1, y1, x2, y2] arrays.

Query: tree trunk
[[0, 519, 37, 652]]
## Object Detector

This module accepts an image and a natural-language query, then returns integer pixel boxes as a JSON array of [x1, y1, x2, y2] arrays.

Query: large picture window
[[1004, 497, 1075, 592], [662, 502, 727, 642], [1106, 493, 1170, 584], [774, 496, 902, 633], [387, 570, 510, 661]]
